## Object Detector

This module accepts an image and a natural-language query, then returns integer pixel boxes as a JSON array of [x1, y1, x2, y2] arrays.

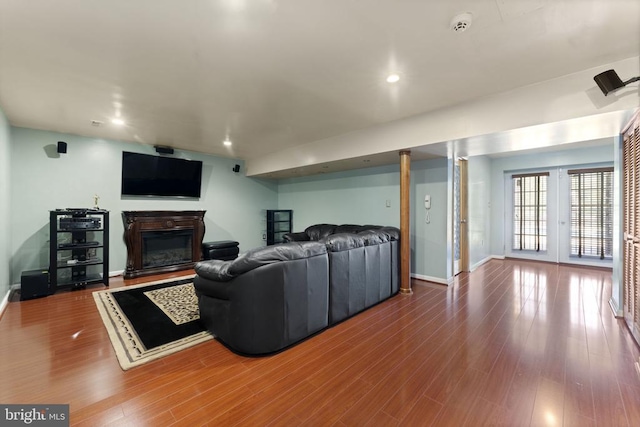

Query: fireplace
[[122, 210, 205, 279], [142, 230, 193, 268]]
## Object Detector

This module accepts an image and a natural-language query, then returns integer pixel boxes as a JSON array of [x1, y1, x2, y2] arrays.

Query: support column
[[399, 150, 412, 295]]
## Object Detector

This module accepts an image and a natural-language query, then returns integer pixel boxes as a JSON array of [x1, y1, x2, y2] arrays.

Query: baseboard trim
[[470, 256, 494, 272], [109, 270, 124, 278], [411, 273, 448, 286], [609, 297, 624, 318], [0, 288, 10, 319]]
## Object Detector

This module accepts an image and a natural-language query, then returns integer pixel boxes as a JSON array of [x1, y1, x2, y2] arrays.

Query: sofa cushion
[[196, 241, 327, 281], [333, 224, 366, 234], [321, 233, 365, 252], [357, 229, 389, 245], [282, 231, 310, 242], [379, 226, 400, 241], [305, 224, 337, 240]]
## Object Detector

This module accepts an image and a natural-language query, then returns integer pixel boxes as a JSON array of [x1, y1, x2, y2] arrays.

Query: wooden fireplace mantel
[[122, 210, 206, 279]]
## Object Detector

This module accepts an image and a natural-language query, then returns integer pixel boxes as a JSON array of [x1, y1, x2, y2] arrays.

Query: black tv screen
[[121, 151, 203, 198]]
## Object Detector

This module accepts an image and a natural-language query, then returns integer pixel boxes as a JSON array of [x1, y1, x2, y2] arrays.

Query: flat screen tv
[[121, 151, 203, 198]]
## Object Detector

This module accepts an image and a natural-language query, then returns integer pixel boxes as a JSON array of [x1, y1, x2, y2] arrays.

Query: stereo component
[[59, 217, 101, 230]]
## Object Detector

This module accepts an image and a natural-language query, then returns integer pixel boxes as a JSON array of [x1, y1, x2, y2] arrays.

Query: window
[[512, 173, 549, 252], [568, 167, 613, 259]]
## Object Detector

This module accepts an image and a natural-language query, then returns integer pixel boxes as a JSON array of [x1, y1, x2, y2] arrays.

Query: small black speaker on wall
[[57, 141, 67, 154], [232, 164, 240, 173], [154, 145, 174, 155]]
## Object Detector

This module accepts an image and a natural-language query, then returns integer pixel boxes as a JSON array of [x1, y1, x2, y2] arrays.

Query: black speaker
[[154, 145, 174, 155], [594, 69, 625, 96], [20, 269, 50, 301], [232, 164, 240, 173], [57, 141, 67, 154]]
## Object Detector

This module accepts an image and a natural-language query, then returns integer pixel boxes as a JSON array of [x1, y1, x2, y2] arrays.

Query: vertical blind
[[512, 173, 549, 252], [568, 167, 613, 259]]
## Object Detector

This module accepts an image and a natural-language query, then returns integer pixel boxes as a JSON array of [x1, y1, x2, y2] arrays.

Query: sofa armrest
[[195, 260, 234, 282], [282, 232, 310, 242]]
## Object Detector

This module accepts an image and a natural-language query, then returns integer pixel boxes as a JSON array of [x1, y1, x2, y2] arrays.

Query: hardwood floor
[[1, 259, 639, 426]]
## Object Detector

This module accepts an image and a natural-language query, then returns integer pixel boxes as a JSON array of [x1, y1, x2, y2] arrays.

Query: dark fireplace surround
[[122, 210, 205, 279]]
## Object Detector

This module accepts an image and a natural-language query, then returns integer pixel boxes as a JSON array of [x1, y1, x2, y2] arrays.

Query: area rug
[[93, 276, 213, 370]]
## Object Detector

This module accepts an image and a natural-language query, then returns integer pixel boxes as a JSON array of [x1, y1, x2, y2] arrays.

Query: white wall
[[0, 108, 11, 305], [467, 156, 492, 269], [489, 143, 615, 257], [9, 127, 278, 284]]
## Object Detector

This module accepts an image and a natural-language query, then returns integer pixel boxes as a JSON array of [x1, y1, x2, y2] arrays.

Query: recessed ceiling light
[[386, 74, 400, 83], [111, 118, 125, 125], [223, 138, 232, 146]]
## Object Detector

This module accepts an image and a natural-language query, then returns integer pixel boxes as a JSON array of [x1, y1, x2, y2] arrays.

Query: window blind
[[568, 167, 613, 259]]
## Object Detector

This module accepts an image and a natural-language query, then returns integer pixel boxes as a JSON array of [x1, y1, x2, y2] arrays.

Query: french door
[[622, 110, 640, 346], [506, 166, 613, 266], [505, 169, 558, 263]]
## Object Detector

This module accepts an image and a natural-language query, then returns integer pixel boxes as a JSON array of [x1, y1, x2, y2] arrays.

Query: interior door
[[453, 159, 469, 275], [622, 110, 640, 346]]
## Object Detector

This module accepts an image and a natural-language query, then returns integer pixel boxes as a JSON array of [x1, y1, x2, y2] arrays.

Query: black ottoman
[[202, 240, 240, 261]]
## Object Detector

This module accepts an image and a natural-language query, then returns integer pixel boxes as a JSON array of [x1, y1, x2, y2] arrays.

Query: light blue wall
[[9, 127, 278, 284], [278, 164, 401, 229], [278, 157, 450, 281], [489, 143, 615, 256], [467, 156, 492, 269], [0, 108, 10, 301], [412, 158, 449, 281]]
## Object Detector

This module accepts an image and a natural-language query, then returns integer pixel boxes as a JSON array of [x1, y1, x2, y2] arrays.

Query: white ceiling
[[0, 0, 638, 177]]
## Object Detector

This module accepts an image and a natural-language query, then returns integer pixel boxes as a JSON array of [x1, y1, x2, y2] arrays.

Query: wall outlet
[[385, 199, 391, 207], [262, 234, 267, 240]]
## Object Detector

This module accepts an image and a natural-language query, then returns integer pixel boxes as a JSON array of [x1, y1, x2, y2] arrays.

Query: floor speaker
[[20, 269, 50, 301]]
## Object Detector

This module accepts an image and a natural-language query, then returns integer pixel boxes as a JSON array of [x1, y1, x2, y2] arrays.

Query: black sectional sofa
[[194, 224, 399, 355]]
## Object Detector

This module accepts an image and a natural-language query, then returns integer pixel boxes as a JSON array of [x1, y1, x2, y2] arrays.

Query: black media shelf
[[49, 209, 109, 292], [57, 274, 104, 288], [56, 258, 104, 269], [266, 210, 293, 245]]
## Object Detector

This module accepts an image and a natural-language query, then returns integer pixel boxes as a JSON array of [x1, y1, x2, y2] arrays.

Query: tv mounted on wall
[[121, 151, 203, 198]]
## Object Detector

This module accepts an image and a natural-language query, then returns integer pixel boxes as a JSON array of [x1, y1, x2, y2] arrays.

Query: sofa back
[[195, 241, 329, 355], [322, 230, 392, 325], [304, 223, 337, 241], [195, 241, 326, 282]]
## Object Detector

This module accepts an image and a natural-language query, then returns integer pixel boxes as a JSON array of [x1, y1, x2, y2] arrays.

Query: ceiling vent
[[451, 12, 473, 33]]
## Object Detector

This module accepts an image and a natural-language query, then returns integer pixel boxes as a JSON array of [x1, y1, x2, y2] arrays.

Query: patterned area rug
[[144, 283, 200, 325], [93, 276, 213, 370]]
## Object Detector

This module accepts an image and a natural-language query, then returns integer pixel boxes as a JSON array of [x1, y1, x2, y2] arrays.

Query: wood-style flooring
[[1, 259, 639, 426]]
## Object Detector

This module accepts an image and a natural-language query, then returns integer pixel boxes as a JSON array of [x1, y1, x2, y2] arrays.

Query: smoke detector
[[451, 12, 473, 33]]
